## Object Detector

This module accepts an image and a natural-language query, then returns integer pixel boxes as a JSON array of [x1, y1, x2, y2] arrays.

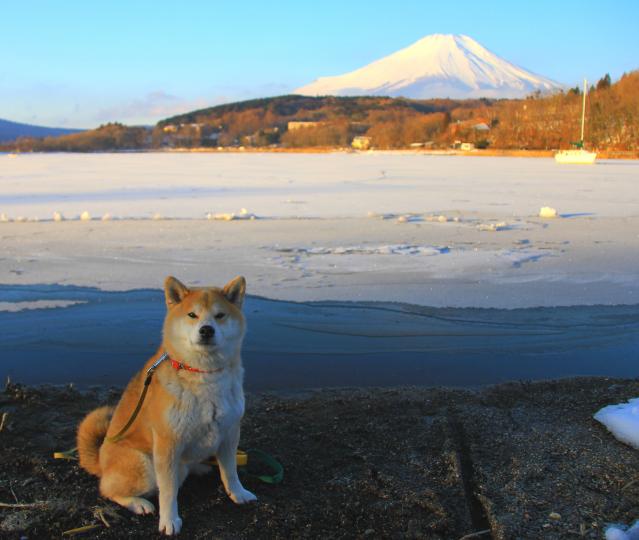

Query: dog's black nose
[[199, 325, 215, 339]]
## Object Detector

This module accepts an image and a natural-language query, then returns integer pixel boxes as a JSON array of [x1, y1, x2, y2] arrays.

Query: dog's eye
[[214, 313, 226, 320], [187, 312, 198, 319]]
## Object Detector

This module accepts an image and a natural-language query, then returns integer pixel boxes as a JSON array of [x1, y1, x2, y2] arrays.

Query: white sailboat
[[554, 79, 597, 164]]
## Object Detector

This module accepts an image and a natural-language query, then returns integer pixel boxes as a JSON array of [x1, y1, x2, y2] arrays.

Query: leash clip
[[147, 352, 169, 375]]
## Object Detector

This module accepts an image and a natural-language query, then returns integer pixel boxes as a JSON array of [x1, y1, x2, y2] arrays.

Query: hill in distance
[[4, 69, 637, 154], [0, 118, 83, 143], [296, 34, 563, 99]]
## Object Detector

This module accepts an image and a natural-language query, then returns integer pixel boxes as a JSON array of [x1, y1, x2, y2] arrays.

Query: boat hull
[[554, 149, 597, 164]]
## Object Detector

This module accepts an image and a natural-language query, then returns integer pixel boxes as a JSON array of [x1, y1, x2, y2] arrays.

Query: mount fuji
[[296, 34, 563, 99]]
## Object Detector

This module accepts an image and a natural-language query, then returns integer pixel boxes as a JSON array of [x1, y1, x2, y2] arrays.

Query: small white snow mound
[[539, 206, 558, 218], [211, 212, 235, 221], [0, 213, 9, 222], [605, 521, 639, 540], [396, 214, 421, 223], [208, 210, 257, 221], [238, 208, 257, 220], [102, 213, 112, 221], [15, 216, 27, 223], [478, 222, 508, 232], [53, 211, 65, 222], [426, 215, 449, 223], [80, 211, 91, 221], [152, 213, 163, 220], [594, 398, 639, 449]]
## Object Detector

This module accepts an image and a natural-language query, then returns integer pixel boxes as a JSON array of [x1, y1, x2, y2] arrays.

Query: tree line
[[2, 71, 637, 154]]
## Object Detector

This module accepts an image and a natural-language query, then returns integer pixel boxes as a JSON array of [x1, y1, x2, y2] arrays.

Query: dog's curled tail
[[77, 406, 114, 477]]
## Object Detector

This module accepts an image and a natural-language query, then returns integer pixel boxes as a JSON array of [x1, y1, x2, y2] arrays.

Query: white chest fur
[[164, 372, 245, 464]]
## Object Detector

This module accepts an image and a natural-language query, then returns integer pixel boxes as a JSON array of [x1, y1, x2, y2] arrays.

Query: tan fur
[[76, 275, 255, 535], [77, 405, 114, 476]]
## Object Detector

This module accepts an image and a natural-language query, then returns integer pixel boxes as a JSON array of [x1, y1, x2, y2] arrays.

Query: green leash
[[245, 449, 284, 484]]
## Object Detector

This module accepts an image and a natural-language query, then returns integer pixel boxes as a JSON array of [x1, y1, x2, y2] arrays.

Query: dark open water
[[1, 284, 638, 391]]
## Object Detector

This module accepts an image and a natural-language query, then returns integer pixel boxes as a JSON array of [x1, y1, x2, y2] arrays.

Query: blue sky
[[2, 0, 637, 128]]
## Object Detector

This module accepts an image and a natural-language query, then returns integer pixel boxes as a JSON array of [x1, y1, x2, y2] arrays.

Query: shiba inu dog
[[77, 276, 256, 535]]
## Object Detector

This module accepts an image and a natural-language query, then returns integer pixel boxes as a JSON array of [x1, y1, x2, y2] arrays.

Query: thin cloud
[[95, 91, 212, 124], [94, 83, 294, 125]]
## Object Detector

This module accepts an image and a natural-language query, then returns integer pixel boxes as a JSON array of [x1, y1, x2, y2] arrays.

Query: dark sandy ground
[[1, 377, 639, 539]]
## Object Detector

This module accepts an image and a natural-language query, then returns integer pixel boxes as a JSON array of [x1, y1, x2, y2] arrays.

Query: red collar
[[168, 356, 222, 374]]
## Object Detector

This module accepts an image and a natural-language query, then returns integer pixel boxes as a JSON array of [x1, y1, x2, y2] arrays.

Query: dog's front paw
[[158, 514, 182, 536], [228, 487, 257, 505]]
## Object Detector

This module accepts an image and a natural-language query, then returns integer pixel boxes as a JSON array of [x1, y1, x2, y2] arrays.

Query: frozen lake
[[1, 153, 639, 387], [2, 152, 638, 220]]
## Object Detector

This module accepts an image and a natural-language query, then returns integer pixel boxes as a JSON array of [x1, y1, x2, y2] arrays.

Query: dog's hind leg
[[111, 495, 156, 515], [99, 445, 156, 515]]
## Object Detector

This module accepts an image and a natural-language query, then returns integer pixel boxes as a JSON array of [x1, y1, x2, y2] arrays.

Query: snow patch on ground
[[594, 398, 639, 449], [605, 521, 639, 540]]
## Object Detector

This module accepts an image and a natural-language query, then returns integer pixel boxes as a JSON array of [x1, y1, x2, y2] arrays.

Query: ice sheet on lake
[[0, 300, 88, 312], [274, 244, 448, 256], [2, 153, 638, 219]]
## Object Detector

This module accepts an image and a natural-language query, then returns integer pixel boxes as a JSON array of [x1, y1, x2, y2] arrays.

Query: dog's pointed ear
[[222, 276, 246, 308], [164, 276, 190, 308]]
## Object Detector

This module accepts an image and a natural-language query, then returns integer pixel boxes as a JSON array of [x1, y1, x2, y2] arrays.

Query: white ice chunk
[[594, 398, 639, 449], [539, 206, 558, 218], [477, 221, 508, 232], [80, 211, 91, 221], [208, 210, 257, 221], [53, 211, 65, 222]]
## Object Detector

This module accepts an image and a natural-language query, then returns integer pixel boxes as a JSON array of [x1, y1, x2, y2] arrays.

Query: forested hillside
[[3, 71, 637, 154]]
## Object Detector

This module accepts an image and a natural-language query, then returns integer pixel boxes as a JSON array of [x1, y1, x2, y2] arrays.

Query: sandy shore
[[1, 378, 638, 539]]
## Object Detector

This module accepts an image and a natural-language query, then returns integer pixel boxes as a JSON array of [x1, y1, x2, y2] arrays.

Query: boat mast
[[580, 78, 587, 145]]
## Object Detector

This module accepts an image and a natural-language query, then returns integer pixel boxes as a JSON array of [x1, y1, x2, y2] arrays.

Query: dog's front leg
[[216, 424, 257, 504], [153, 435, 183, 535]]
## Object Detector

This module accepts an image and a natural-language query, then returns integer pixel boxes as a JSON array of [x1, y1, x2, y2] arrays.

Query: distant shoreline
[[4, 147, 639, 159], [162, 147, 639, 159]]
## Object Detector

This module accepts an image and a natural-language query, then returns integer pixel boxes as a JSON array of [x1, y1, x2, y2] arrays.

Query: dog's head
[[162, 276, 246, 365]]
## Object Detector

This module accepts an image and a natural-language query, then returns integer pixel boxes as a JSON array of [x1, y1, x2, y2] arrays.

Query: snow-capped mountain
[[296, 34, 563, 99]]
